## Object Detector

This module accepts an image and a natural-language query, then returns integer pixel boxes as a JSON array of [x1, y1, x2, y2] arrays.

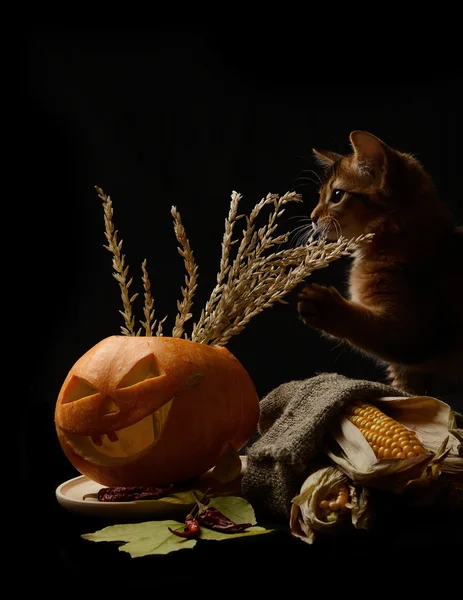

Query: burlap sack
[[241, 372, 409, 521]]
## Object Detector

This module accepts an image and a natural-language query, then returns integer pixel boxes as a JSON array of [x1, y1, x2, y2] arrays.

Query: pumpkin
[[55, 335, 259, 487]]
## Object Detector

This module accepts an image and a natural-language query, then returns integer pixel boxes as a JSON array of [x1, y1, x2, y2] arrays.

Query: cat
[[297, 130, 463, 398]]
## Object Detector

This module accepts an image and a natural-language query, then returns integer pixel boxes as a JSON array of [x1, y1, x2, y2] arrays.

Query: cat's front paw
[[297, 283, 347, 333]]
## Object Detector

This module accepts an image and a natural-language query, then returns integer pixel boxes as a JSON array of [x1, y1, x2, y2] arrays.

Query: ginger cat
[[297, 131, 463, 397]]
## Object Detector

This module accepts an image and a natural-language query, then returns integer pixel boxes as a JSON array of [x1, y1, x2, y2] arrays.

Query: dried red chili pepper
[[197, 507, 252, 533], [168, 515, 200, 539], [97, 484, 174, 502]]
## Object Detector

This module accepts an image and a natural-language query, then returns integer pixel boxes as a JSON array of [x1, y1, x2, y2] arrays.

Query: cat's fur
[[297, 131, 463, 397]]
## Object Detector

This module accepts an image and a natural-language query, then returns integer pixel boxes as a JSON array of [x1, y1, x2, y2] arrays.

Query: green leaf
[[198, 526, 272, 541], [208, 496, 257, 525], [81, 520, 197, 557], [133, 489, 200, 507], [81, 496, 273, 558], [198, 496, 273, 540]]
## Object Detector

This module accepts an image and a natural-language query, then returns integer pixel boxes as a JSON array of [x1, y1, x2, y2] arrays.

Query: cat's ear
[[349, 131, 388, 181], [312, 148, 343, 169]]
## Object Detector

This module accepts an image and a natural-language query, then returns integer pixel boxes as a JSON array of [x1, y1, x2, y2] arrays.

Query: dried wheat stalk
[[96, 186, 372, 344], [96, 186, 140, 336], [139, 259, 168, 336], [192, 191, 370, 346], [171, 206, 198, 339], [140, 259, 155, 336]]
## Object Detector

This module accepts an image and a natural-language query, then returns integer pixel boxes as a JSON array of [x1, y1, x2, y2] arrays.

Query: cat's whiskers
[[331, 217, 343, 240], [286, 215, 313, 223], [290, 223, 311, 238], [318, 215, 343, 240], [317, 217, 331, 239], [302, 168, 323, 184], [289, 221, 316, 247], [291, 168, 323, 188], [291, 180, 320, 192], [292, 176, 319, 187], [275, 216, 314, 251]]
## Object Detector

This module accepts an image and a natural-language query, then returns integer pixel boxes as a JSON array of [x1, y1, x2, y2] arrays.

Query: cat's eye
[[330, 189, 344, 203]]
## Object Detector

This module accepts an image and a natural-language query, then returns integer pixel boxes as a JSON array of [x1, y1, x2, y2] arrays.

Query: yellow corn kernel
[[318, 484, 350, 513], [345, 401, 427, 459]]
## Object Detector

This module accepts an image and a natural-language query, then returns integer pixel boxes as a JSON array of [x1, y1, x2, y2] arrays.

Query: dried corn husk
[[290, 466, 372, 544], [325, 395, 463, 494], [375, 396, 462, 473]]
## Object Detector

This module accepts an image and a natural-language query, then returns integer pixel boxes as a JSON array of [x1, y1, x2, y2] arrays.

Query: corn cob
[[345, 401, 427, 459], [318, 483, 350, 513]]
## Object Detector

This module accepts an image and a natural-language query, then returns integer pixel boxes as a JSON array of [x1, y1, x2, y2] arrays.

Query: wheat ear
[[96, 186, 139, 336], [171, 206, 198, 339], [191, 191, 373, 346], [140, 260, 168, 336], [209, 233, 372, 346], [97, 185, 371, 345], [191, 191, 301, 344], [191, 190, 243, 342], [140, 259, 155, 335]]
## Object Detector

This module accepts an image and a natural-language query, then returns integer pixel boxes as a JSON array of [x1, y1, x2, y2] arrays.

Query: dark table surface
[[21, 466, 463, 596], [20, 397, 463, 595]]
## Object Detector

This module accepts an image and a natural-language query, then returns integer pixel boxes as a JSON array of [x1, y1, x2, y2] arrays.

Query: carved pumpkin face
[[55, 336, 259, 487]]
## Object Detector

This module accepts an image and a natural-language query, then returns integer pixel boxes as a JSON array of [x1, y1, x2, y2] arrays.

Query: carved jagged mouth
[[65, 399, 173, 466]]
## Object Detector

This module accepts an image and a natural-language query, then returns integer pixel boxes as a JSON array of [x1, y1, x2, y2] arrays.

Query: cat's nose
[[311, 205, 324, 226]]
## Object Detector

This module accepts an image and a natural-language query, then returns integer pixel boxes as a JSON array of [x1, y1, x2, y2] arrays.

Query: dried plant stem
[[191, 190, 361, 346], [140, 259, 155, 336], [140, 260, 168, 336], [206, 234, 371, 347], [191, 191, 242, 341], [171, 206, 199, 338], [191, 192, 291, 343], [96, 186, 371, 346], [96, 186, 139, 336]]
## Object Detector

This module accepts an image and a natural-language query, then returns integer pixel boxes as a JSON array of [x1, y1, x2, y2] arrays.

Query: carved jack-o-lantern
[[55, 335, 259, 487]]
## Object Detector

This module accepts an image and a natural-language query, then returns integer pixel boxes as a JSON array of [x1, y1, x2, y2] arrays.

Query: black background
[[20, 24, 462, 590]]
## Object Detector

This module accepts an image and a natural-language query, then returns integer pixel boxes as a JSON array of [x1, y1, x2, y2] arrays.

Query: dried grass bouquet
[[96, 186, 372, 346]]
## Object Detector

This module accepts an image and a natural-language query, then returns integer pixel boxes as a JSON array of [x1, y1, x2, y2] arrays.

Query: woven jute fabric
[[241, 372, 408, 521]]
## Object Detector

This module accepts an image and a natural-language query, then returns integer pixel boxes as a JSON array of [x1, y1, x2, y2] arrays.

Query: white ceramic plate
[[56, 475, 195, 519], [56, 457, 247, 519]]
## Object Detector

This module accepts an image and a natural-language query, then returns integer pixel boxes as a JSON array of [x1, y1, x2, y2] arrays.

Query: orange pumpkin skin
[[55, 336, 259, 486]]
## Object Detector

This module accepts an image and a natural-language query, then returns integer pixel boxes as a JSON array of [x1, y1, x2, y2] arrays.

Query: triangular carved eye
[[62, 375, 98, 404], [117, 353, 165, 389]]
